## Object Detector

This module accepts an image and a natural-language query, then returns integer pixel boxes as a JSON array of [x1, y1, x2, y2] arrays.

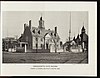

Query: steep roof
[[31, 27, 60, 41], [82, 26, 85, 31], [18, 26, 32, 42], [63, 40, 73, 47]]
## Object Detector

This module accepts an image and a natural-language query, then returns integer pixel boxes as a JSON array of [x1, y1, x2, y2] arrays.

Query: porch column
[[25, 44, 27, 53]]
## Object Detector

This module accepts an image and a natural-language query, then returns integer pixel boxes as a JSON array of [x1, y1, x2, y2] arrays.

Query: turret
[[38, 16, 45, 29], [81, 26, 85, 34]]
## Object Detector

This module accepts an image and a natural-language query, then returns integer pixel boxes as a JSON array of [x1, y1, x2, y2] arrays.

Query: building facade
[[18, 16, 61, 52], [2, 37, 17, 52]]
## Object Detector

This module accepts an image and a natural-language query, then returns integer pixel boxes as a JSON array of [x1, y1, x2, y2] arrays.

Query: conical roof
[[40, 16, 42, 20], [82, 26, 85, 31]]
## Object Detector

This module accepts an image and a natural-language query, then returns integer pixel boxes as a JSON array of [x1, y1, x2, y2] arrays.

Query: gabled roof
[[18, 34, 23, 41], [31, 27, 60, 41], [63, 40, 73, 47]]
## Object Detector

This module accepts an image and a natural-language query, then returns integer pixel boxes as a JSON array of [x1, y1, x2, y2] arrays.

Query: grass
[[3, 52, 88, 64]]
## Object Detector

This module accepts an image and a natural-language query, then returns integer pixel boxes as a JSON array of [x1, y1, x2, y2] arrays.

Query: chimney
[[54, 27, 57, 37], [24, 23, 26, 30], [55, 27, 57, 33], [29, 20, 31, 29]]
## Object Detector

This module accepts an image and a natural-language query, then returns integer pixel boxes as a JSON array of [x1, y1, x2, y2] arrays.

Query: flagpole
[[69, 12, 71, 52], [69, 12, 71, 42]]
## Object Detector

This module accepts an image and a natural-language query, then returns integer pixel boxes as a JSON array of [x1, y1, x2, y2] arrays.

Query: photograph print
[[2, 11, 88, 64]]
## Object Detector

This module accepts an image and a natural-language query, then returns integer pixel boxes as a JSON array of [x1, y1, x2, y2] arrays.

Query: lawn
[[3, 52, 88, 64]]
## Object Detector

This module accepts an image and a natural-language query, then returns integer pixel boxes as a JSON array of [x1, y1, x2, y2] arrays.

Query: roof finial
[[82, 22, 85, 30], [83, 22, 84, 26], [40, 13, 43, 20]]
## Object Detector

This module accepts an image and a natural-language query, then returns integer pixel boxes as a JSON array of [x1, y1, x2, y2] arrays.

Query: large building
[[18, 16, 62, 52], [80, 26, 88, 52]]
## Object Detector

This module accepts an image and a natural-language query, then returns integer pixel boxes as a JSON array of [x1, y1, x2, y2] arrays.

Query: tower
[[81, 26, 85, 34], [81, 22, 85, 34], [80, 23, 88, 52], [38, 15, 45, 29]]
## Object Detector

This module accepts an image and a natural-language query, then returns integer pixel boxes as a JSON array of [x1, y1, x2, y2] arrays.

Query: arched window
[[46, 43, 48, 49]]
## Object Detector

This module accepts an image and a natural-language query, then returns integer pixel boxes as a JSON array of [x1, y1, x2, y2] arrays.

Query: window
[[22, 44, 25, 47], [41, 38, 43, 41], [46, 43, 48, 49], [36, 37, 38, 41], [60, 41, 62, 46], [36, 43, 38, 48], [54, 33, 56, 37], [38, 30, 40, 34], [32, 29, 35, 33], [41, 44, 43, 48], [51, 33, 52, 36]]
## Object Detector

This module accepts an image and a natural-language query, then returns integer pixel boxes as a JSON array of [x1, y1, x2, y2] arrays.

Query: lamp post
[[25, 43, 27, 53]]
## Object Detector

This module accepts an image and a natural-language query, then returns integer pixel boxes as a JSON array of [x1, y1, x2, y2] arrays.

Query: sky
[[2, 11, 88, 43]]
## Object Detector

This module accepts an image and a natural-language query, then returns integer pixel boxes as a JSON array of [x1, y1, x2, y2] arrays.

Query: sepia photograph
[[2, 11, 88, 63]]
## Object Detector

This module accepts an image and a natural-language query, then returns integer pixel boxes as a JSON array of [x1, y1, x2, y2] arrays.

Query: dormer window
[[54, 33, 56, 37], [38, 30, 40, 34], [32, 29, 35, 33]]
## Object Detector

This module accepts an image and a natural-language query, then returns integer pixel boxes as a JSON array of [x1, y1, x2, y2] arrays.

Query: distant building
[[2, 37, 17, 52], [18, 16, 61, 52], [63, 26, 88, 53]]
